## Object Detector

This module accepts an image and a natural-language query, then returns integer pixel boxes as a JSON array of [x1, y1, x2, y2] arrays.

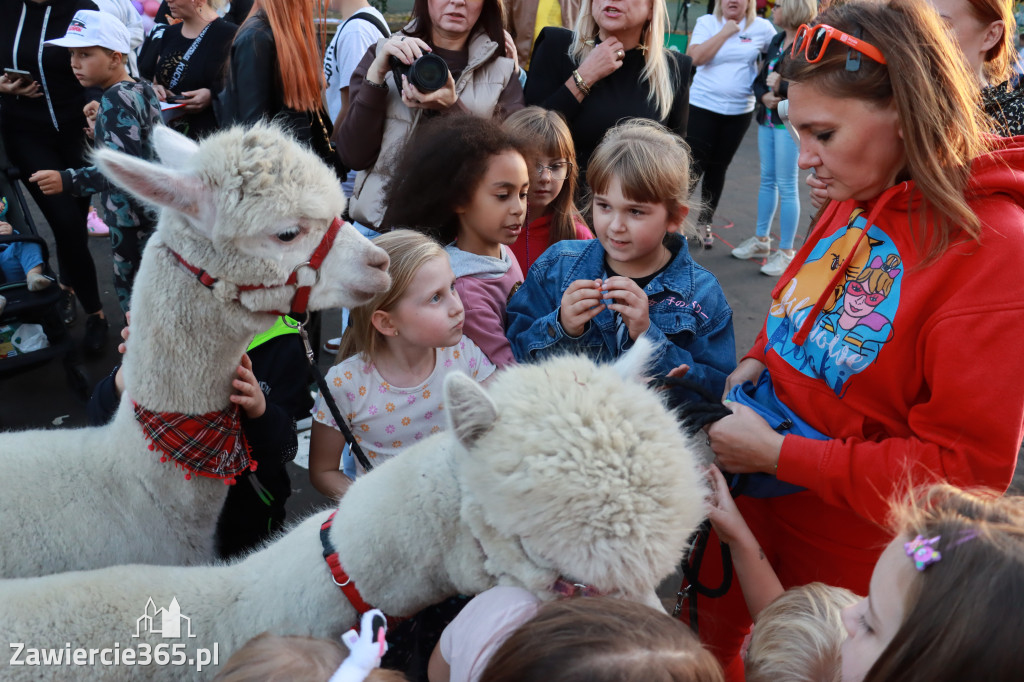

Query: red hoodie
[[748, 137, 1024, 526]]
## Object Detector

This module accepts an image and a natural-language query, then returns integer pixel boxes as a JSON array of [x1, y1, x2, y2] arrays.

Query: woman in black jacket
[[0, 0, 107, 351]]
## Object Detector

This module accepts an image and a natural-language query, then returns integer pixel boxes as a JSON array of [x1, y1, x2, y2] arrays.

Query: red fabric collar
[[168, 216, 344, 316], [133, 401, 256, 485], [320, 511, 404, 628]]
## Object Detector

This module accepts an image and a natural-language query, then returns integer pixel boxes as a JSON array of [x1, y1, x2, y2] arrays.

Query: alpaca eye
[[276, 228, 300, 243]]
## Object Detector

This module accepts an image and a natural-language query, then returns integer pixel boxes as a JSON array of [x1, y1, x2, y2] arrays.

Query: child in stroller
[[0, 195, 53, 315]]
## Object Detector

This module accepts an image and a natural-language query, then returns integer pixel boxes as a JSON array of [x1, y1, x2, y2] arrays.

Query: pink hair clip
[[904, 534, 942, 571]]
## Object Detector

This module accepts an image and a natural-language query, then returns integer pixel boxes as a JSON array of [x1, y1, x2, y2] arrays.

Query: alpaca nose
[[367, 247, 389, 273]]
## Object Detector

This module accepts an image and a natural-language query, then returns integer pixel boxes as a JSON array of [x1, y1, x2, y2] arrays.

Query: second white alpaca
[[0, 341, 708, 680]]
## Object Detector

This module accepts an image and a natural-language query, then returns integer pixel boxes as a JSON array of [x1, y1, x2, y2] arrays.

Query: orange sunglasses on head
[[791, 23, 887, 71]]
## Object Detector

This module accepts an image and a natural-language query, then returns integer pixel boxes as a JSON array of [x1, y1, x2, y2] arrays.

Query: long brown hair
[[337, 230, 448, 364], [403, 0, 504, 63], [250, 0, 325, 112], [863, 484, 1024, 682], [479, 597, 724, 682], [503, 107, 583, 245], [781, 0, 988, 262]]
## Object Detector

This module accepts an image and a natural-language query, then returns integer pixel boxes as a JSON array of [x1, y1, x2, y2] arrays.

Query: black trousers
[[2, 118, 102, 314], [686, 105, 754, 225]]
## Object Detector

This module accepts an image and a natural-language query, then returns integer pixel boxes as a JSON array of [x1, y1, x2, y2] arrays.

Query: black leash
[[649, 376, 740, 636], [286, 315, 374, 473]]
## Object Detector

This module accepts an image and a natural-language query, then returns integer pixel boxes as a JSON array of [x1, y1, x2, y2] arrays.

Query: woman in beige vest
[[336, 0, 525, 232]]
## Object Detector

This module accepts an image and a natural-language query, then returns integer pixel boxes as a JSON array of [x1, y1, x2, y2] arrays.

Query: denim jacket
[[506, 236, 736, 397]]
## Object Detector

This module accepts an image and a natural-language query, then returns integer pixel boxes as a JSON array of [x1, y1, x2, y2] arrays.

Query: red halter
[[169, 216, 344, 316]]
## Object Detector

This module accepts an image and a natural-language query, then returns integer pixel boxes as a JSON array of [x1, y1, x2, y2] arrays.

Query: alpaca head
[[446, 339, 709, 607], [93, 124, 390, 332]]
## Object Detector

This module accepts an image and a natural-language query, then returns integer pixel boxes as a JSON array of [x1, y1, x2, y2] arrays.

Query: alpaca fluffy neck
[[123, 236, 259, 414]]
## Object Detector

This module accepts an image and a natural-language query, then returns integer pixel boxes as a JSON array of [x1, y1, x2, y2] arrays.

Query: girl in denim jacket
[[506, 120, 736, 398]]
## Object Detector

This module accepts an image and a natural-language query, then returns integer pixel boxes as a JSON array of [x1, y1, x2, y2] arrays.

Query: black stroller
[[0, 137, 89, 401]]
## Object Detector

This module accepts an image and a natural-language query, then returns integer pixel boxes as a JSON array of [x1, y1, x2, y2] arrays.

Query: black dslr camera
[[389, 53, 449, 93]]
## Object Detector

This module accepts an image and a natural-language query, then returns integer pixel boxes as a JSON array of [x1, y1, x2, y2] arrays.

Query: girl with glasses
[[503, 107, 593, 272], [694, 2, 1024, 679]]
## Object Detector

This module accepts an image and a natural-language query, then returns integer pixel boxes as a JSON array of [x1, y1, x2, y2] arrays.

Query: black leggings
[[686, 105, 754, 225], [2, 120, 102, 314]]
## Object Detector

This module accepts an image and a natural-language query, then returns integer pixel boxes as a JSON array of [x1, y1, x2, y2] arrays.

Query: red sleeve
[[779, 305, 1024, 524]]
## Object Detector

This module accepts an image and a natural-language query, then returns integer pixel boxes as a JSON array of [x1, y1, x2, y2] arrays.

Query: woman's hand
[[706, 402, 784, 474], [0, 74, 41, 97], [559, 278, 606, 337], [806, 172, 829, 210], [576, 36, 625, 86], [28, 170, 65, 196], [761, 91, 782, 110], [721, 19, 742, 38], [601, 275, 650, 340], [766, 71, 781, 94], [722, 357, 765, 401], [180, 87, 211, 112], [401, 72, 458, 110], [504, 30, 519, 71], [368, 34, 432, 84], [152, 83, 171, 102]]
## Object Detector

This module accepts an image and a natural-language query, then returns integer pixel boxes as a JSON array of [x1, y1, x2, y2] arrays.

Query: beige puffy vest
[[348, 26, 517, 229]]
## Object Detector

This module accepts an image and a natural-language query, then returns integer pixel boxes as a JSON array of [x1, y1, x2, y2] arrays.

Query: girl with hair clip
[[695, 1, 1024, 679], [308, 230, 495, 501], [503, 107, 593, 272], [842, 484, 1024, 682], [523, 0, 692, 190], [380, 115, 530, 369], [476, 597, 725, 682], [506, 119, 735, 398]]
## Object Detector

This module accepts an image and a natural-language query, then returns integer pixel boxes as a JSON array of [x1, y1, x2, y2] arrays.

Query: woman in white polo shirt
[[686, 0, 776, 247]]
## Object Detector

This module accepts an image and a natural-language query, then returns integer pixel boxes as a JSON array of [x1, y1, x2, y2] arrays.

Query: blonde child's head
[[337, 230, 454, 363], [503, 107, 582, 245], [586, 120, 698, 240], [212, 632, 345, 681], [744, 582, 858, 682]]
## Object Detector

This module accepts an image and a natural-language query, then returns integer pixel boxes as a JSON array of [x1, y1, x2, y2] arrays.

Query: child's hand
[[0, 221, 12, 236], [28, 170, 64, 196], [601, 276, 650, 340], [559, 278, 605, 337], [83, 100, 99, 139], [706, 466, 753, 546], [230, 353, 266, 419]]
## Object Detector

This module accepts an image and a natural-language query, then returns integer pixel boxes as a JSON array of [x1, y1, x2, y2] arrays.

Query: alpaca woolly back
[[453, 344, 709, 602]]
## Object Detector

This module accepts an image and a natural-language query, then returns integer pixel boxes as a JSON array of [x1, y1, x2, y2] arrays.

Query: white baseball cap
[[45, 10, 131, 54]]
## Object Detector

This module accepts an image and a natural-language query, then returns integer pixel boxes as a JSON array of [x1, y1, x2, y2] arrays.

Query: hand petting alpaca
[[230, 353, 266, 419]]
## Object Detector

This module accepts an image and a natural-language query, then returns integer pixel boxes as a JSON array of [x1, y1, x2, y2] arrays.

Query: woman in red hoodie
[[694, 1, 1024, 677]]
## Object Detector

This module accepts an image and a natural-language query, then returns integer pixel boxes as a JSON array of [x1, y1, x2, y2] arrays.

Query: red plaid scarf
[[133, 402, 256, 485]]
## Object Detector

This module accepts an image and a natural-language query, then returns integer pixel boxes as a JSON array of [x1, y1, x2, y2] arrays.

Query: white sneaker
[[760, 249, 795, 277], [731, 236, 771, 260]]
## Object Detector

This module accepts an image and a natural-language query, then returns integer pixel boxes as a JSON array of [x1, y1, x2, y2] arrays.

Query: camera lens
[[407, 53, 449, 93]]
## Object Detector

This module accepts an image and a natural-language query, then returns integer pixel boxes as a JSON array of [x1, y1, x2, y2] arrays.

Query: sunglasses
[[846, 280, 886, 306], [791, 23, 887, 72]]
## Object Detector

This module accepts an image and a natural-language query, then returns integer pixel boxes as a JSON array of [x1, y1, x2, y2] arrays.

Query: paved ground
[[2, 112, 1021, 563]]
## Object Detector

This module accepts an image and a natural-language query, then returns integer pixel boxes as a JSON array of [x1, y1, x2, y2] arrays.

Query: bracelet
[[364, 77, 388, 90], [572, 70, 591, 97]]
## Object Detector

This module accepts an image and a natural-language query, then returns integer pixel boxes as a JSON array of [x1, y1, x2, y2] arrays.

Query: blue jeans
[[756, 123, 800, 249], [0, 239, 44, 284]]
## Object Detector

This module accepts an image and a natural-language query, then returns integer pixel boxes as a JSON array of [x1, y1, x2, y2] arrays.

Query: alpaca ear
[[614, 337, 657, 383], [445, 372, 497, 449], [93, 147, 211, 223], [151, 125, 200, 172]]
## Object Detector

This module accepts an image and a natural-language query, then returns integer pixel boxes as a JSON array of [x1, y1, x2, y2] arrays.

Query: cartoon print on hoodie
[[765, 209, 902, 396]]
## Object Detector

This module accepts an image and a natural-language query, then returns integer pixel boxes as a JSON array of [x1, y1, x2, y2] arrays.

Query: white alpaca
[[0, 124, 390, 579], [0, 341, 709, 681]]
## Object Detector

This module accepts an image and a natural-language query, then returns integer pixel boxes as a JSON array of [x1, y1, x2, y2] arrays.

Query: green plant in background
[[371, 0, 387, 13]]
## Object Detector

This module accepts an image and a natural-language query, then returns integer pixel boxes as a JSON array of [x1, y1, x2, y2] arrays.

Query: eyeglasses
[[791, 23, 887, 72], [535, 161, 571, 180]]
